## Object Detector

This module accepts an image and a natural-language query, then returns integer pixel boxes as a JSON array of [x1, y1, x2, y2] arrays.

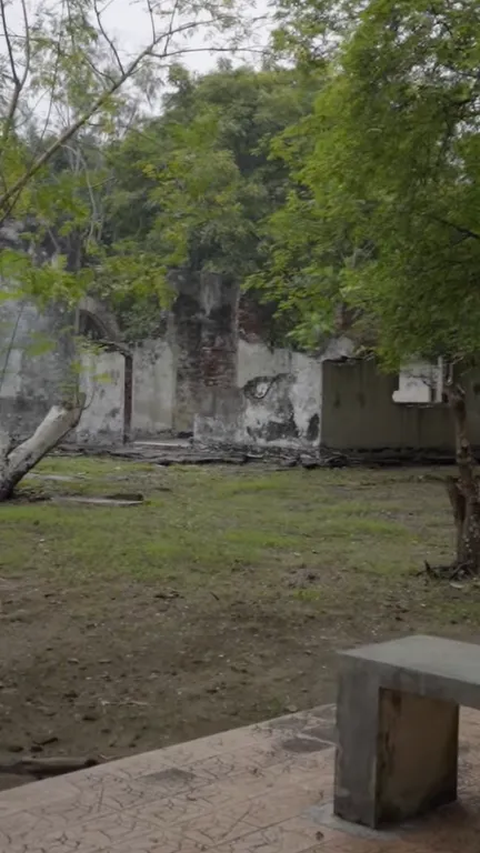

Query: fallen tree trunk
[[0, 394, 85, 501]]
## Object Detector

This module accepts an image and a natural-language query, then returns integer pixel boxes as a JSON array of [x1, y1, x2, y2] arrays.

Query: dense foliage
[[3, 0, 480, 368], [0, 0, 253, 309], [258, 0, 480, 364], [96, 63, 321, 338]]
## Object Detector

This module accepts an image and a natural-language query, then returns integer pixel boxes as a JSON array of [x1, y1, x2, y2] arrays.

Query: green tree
[[98, 63, 321, 339], [260, 0, 480, 572], [0, 0, 251, 499]]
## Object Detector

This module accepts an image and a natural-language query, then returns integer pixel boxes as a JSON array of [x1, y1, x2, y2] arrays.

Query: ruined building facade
[[3, 267, 480, 453]]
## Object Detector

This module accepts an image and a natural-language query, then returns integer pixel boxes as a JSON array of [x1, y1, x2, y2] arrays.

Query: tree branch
[[0, 0, 30, 147], [433, 216, 480, 242], [94, 338, 132, 357], [0, 14, 235, 224], [93, 0, 125, 76], [150, 45, 267, 60], [146, 0, 158, 44], [0, 301, 25, 396]]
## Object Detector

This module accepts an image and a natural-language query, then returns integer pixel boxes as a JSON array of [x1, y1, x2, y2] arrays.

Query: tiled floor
[[1, 704, 480, 852]]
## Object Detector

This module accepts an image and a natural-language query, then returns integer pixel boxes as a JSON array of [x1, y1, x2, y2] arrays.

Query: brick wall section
[[199, 275, 238, 391], [171, 273, 203, 433], [238, 294, 268, 343], [170, 271, 239, 432]]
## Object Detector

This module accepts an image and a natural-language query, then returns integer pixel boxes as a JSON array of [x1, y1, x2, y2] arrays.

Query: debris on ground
[[55, 437, 462, 469], [0, 756, 99, 779], [422, 560, 478, 582], [54, 495, 144, 507]]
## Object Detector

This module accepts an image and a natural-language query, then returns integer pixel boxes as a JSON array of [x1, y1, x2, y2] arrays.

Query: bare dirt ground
[[1, 458, 479, 790]]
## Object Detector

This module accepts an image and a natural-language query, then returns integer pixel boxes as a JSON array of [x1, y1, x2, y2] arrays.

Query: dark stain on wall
[[170, 271, 239, 433], [263, 411, 299, 442], [307, 413, 320, 442], [243, 375, 303, 444], [243, 376, 277, 400]]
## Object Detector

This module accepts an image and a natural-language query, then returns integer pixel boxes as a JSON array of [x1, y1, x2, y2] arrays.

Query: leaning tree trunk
[[445, 384, 480, 574], [0, 394, 85, 501]]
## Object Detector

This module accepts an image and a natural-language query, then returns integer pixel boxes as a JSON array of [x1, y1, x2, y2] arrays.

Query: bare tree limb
[[433, 215, 480, 242], [150, 45, 267, 61], [146, 0, 158, 44], [161, 0, 181, 71], [93, 0, 125, 76], [61, 141, 103, 243], [0, 13, 235, 224], [94, 338, 132, 357], [0, 0, 30, 147], [0, 301, 25, 396], [0, 0, 20, 92]]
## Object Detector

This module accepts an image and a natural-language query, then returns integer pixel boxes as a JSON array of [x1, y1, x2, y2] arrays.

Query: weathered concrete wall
[[195, 336, 355, 448], [0, 298, 74, 440], [131, 339, 175, 437], [14, 255, 474, 454], [74, 350, 125, 444], [171, 270, 238, 434], [238, 344, 323, 447], [393, 360, 443, 404], [321, 359, 480, 450], [0, 222, 75, 439], [0, 268, 240, 444], [0, 293, 127, 445]]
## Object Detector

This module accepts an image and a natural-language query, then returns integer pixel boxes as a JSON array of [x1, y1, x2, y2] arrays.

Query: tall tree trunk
[[0, 395, 85, 501], [446, 384, 480, 573]]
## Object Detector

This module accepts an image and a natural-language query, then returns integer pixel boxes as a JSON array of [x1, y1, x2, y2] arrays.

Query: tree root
[[423, 560, 478, 581]]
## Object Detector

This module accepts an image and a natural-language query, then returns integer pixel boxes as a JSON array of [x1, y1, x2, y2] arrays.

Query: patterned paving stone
[[0, 704, 479, 852]]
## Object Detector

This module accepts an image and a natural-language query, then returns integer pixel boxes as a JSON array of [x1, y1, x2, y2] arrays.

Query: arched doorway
[[76, 301, 132, 444]]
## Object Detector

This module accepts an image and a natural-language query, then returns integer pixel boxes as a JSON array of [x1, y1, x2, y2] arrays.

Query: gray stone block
[[334, 635, 480, 828]]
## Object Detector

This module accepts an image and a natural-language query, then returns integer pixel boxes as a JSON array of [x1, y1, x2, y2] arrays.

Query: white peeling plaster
[[132, 339, 175, 436], [393, 360, 443, 404], [234, 337, 355, 448], [75, 350, 124, 443]]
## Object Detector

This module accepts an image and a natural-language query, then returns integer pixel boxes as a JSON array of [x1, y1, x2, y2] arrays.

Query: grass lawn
[[0, 456, 478, 784]]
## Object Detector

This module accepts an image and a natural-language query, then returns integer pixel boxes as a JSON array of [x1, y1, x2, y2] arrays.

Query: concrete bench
[[334, 634, 480, 828]]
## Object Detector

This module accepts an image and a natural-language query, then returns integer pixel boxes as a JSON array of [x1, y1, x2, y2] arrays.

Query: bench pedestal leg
[[376, 689, 459, 825], [334, 668, 459, 828]]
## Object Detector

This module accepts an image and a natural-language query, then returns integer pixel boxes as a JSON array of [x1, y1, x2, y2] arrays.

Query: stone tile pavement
[[1, 703, 480, 852]]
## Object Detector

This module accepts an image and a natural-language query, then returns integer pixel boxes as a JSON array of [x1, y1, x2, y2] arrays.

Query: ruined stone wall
[[131, 338, 175, 436], [0, 222, 128, 444], [320, 359, 480, 451], [0, 265, 239, 444], [75, 349, 125, 444], [5, 260, 390, 451], [0, 294, 127, 444], [170, 270, 238, 434], [0, 297, 75, 441], [195, 337, 355, 448], [0, 223, 73, 439]]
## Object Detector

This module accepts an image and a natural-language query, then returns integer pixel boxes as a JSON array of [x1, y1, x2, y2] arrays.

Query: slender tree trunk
[[0, 395, 85, 501], [446, 384, 480, 573]]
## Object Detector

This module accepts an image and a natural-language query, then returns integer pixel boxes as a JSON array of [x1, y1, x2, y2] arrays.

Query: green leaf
[[258, 0, 480, 363]]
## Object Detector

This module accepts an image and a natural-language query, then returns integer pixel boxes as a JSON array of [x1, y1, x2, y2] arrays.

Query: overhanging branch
[[0, 12, 237, 225], [433, 216, 480, 242]]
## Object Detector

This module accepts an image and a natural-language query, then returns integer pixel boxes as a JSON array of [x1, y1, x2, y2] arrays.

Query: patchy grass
[[0, 457, 478, 785]]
